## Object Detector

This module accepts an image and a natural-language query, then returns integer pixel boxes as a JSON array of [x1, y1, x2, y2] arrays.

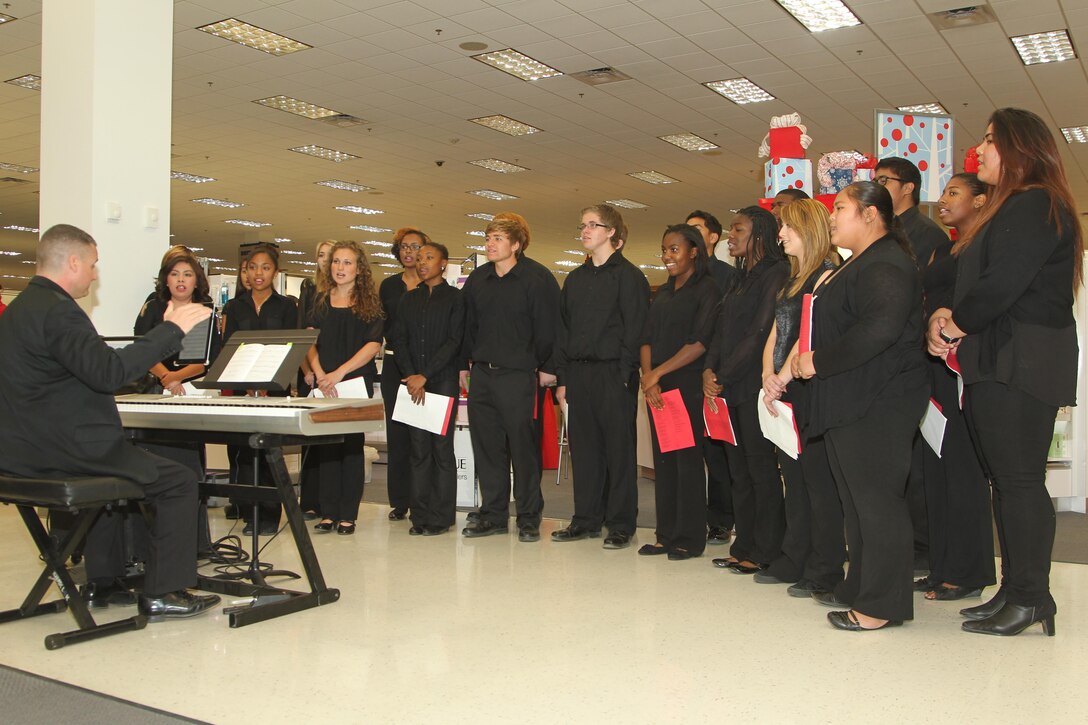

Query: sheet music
[[391, 384, 455, 435], [219, 343, 292, 383], [756, 389, 801, 459], [648, 388, 696, 452], [177, 316, 213, 363], [311, 376, 371, 399]]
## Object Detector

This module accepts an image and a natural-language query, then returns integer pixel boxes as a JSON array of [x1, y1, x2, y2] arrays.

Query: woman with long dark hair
[[928, 108, 1082, 636], [793, 182, 928, 631], [916, 174, 996, 602], [704, 206, 789, 574], [639, 224, 719, 560]]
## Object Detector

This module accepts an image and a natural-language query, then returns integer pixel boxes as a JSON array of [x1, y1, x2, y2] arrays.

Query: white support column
[[39, 0, 173, 335]]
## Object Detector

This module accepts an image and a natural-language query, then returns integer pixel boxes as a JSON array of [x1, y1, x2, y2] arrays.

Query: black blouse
[[134, 296, 218, 375], [953, 188, 1078, 406], [773, 260, 835, 373], [379, 273, 412, 350], [706, 257, 790, 404], [807, 235, 927, 436], [305, 303, 384, 385], [922, 243, 955, 320], [388, 281, 465, 388], [641, 272, 719, 371], [222, 290, 298, 340]]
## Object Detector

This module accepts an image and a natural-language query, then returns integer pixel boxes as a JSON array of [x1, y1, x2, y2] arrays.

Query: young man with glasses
[[873, 157, 950, 270]]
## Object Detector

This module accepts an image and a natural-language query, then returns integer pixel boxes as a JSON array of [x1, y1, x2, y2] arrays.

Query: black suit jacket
[[0, 276, 185, 483]]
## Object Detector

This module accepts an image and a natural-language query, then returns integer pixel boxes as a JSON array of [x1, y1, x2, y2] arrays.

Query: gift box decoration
[[764, 158, 813, 196], [875, 111, 954, 203], [758, 113, 812, 158], [817, 151, 871, 194]]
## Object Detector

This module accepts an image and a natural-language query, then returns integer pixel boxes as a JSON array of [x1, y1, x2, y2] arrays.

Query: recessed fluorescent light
[[703, 78, 775, 104], [0, 275, 30, 281], [0, 14, 15, 24], [0, 162, 38, 174], [628, 170, 679, 185], [351, 226, 393, 233], [273, 238, 291, 244], [371, 252, 396, 260], [254, 95, 341, 119], [0, 250, 22, 255], [289, 145, 359, 162], [469, 158, 530, 173], [280, 250, 305, 256], [605, 198, 649, 209], [466, 245, 485, 252], [472, 48, 562, 81], [360, 240, 391, 247], [564, 249, 587, 256], [6, 74, 41, 91], [1061, 126, 1088, 143], [1, 227, 36, 234], [897, 103, 948, 114], [21, 259, 36, 264], [554, 259, 581, 267], [466, 212, 494, 221], [224, 219, 271, 228], [659, 133, 719, 151], [377, 263, 401, 269], [467, 231, 486, 237], [336, 205, 383, 215], [171, 171, 215, 183], [192, 198, 244, 208], [554, 270, 569, 275], [1011, 30, 1076, 65], [470, 115, 541, 136], [203, 257, 225, 262], [316, 180, 371, 192], [639, 264, 666, 271], [469, 189, 519, 201], [197, 18, 311, 56], [775, 0, 861, 32]]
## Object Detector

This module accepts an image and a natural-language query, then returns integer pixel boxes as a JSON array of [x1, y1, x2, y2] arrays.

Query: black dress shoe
[[753, 571, 792, 585], [602, 532, 632, 550], [729, 561, 767, 575], [812, 590, 851, 608], [422, 526, 450, 536], [550, 524, 601, 542], [314, 520, 335, 533], [81, 579, 137, 609], [462, 520, 508, 538], [960, 587, 1006, 620], [242, 521, 255, 535], [388, 508, 408, 521], [707, 527, 732, 545], [828, 610, 903, 631], [224, 504, 241, 520], [259, 521, 279, 535], [787, 579, 828, 598], [518, 525, 541, 543], [712, 557, 738, 569], [409, 525, 425, 536], [138, 590, 221, 623], [466, 511, 482, 523], [667, 548, 697, 561], [961, 602, 1055, 637], [638, 544, 669, 556]]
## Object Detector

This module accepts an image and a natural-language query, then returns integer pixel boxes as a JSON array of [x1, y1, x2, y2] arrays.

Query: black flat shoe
[[638, 544, 668, 556], [409, 525, 425, 536], [81, 579, 137, 609], [138, 590, 221, 623], [753, 571, 792, 585], [550, 524, 601, 542], [828, 610, 903, 631], [336, 521, 356, 535], [961, 588, 1006, 620], [728, 561, 767, 575], [388, 508, 408, 521], [712, 557, 738, 569], [224, 504, 241, 520], [302, 510, 319, 521], [812, 591, 851, 608], [961, 602, 1055, 637], [667, 548, 697, 561], [926, 585, 983, 601], [314, 520, 335, 533]]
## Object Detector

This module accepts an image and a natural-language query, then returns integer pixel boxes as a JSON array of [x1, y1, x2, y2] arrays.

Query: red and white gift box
[[764, 157, 812, 196]]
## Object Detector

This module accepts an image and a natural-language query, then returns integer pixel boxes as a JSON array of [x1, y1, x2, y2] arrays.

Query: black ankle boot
[[960, 586, 1006, 620], [961, 602, 1056, 637]]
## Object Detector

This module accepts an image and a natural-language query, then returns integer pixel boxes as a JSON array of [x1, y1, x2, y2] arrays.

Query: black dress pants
[[408, 380, 458, 529], [965, 381, 1057, 609], [798, 435, 846, 591], [566, 361, 638, 536], [85, 452, 198, 597], [765, 448, 808, 583], [704, 438, 734, 531], [468, 364, 543, 528], [381, 363, 413, 513], [726, 398, 784, 565], [825, 392, 927, 621], [648, 369, 706, 555], [922, 362, 995, 590], [318, 433, 366, 522], [907, 433, 930, 566]]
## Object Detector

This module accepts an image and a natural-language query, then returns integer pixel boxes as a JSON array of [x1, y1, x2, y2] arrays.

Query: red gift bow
[[855, 154, 877, 170]]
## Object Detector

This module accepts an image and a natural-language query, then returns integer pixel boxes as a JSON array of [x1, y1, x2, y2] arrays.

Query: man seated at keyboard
[[0, 224, 220, 621]]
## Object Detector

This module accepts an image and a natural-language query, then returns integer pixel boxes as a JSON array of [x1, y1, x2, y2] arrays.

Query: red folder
[[648, 389, 696, 453], [945, 348, 964, 409], [703, 397, 736, 445], [799, 293, 814, 354]]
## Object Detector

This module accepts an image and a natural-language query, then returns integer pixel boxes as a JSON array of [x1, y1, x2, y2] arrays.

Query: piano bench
[[0, 474, 148, 650]]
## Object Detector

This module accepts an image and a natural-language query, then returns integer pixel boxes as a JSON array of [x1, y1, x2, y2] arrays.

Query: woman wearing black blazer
[[794, 182, 929, 631], [928, 108, 1082, 637]]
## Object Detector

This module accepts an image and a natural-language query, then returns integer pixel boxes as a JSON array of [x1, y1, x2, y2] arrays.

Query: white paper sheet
[[756, 389, 801, 460], [310, 376, 371, 399], [919, 398, 947, 457], [391, 384, 454, 435], [219, 343, 292, 383]]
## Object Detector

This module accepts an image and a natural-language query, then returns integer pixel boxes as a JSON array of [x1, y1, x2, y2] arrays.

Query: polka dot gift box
[[758, 113, 814, 196], [763, 157, 813, 196], [875, 110, 954, 203]]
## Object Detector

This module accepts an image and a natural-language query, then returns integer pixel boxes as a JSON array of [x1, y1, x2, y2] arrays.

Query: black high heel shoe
[[961, 602, 1055, 637], [960, 587, 1006, 620]]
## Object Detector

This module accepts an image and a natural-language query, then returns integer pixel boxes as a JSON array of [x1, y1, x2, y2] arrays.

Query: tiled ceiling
[[1, 0, 1087, 288]]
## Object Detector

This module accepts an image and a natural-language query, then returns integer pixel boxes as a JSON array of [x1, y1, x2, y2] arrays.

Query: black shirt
[[807, 235, 927, 436], [922, 243, 955, 320], [707, 256, 740, 295], [461, 255, 561, 372], [134, 296, 219, 374], [899, 206, 949, 272], [297, 277, 318, 328], [706, 257, 790, 404], [389, 281, 465, 388], [305, 303, 384, 384], [641, 272, 719, 370], [554, 250, 650, 385], [222, 290, 298, 341], [379, 273, 415, 351]]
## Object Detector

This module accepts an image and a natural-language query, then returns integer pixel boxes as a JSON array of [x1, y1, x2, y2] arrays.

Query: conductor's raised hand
[[163, 301, 212, 334]]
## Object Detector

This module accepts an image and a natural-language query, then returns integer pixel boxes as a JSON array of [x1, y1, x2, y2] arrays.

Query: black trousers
[[566, 361, 638, 536], [408, 380, 458, 529], [826, 392, 927, 621], [726, 398, 784, 565], [907, 433, 930, 564], [85, 452, 198, 597], [649, 369, 706, 555], [923, 362, 996, 589], [965, 381, 1057, 608], [318, 433, 366, 522], [298, 445, 320, 513], [381, 362, 413, 513], [704, 437, 734, 530], [468, 364, 543, 528], [799, 435, 846, 591], [765, 448, 808, 583]]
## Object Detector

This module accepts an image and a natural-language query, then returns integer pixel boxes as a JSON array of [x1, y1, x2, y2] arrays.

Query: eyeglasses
[[874, 175, 903, 186], [577, 221, 611, 231], [401, 244, 422, 252]]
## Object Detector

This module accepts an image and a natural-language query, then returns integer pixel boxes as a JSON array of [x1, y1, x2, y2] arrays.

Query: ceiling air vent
[[928, 5, 997, 31], [317, 114, 367, 128], [570, 67, 632, 86]]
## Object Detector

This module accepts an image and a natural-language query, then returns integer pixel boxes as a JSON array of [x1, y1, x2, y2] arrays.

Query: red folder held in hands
[[799, 293, 813, 354], [703, 397, 736, 445], [648, 389, 696, 453]]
